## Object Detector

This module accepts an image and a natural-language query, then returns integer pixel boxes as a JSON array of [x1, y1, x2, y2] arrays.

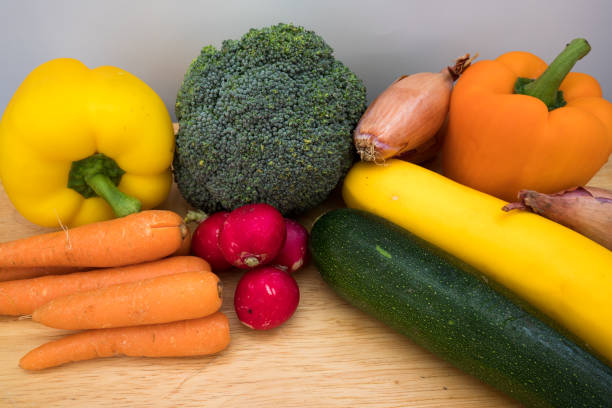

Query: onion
[[354, 54, 475, 162], [503, 186, 612, 250], [395, 125, 445, 164]]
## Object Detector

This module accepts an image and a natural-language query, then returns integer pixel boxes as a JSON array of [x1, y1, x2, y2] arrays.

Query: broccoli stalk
[[174, 23, 366, 215]]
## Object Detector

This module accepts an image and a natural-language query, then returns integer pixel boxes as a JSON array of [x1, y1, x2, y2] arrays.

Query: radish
[[219, 203, 286, 269], [272, 219, 309, 273], [191, 211, 232, 271], [234, 266, 300, 330]]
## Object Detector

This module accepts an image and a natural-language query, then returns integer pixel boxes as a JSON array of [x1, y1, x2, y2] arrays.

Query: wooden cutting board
[[1, 158, 610, 408]]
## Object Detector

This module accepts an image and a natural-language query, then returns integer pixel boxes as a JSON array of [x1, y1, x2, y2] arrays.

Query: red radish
[[234, 266, 300, 330], [219, 203, 286, 269], [191, 211, 232, 271], [273, 219, 309, 273]]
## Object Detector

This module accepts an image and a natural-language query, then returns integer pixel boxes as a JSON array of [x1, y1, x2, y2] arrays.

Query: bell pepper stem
[[522, 39, 591, 107], [85, 173, 141, 217], [68, 153, 142, 218]]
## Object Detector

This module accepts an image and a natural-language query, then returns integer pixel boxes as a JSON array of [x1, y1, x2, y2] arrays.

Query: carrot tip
[[217, 280, 223, 299], [179, 223, 189, 240]]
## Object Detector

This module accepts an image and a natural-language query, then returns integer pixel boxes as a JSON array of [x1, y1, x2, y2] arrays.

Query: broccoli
[[173, 23, 367, 215]]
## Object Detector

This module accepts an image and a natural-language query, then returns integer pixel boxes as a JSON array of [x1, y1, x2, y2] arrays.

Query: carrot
[[0, 256, 211, 316], [32, 271, 223, 330], [0, 229, 191, 282], [173, 227, 192, 256], [0, 210, 187, 269], [20, 311, 230, 370], [0, 266, 88, 282]]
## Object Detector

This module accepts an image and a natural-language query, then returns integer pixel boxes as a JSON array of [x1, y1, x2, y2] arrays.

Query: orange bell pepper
[[441, 39, 612, 202]]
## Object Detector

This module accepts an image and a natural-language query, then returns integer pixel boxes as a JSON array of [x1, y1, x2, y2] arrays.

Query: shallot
[[503, 186, 612, 250], [354, 54, 475, 162]]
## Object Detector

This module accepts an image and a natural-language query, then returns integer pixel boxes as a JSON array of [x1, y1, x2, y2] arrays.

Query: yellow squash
[[343, 159, 612, 364]]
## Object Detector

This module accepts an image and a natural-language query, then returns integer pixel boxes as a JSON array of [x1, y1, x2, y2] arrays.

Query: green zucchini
[[310, 208, 612, 408]]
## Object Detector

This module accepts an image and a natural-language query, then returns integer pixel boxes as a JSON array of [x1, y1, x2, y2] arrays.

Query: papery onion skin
[[354, 54, 475, 162], [503, 186, 612, 250]]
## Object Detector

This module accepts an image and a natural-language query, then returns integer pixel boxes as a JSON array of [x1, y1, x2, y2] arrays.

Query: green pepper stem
[[68, 153, 142, 218], [522, 38, 591, 107], [85, 173, 141, 217]]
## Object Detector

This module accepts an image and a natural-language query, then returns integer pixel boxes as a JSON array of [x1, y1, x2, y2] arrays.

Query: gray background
[[1, 0, 610, 121]]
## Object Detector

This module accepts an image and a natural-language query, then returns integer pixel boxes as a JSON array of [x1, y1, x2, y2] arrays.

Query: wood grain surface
[[0, 157, 610, 408]]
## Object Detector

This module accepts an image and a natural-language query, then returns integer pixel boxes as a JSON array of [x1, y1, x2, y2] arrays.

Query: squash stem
[[521, 39, 590, 108]]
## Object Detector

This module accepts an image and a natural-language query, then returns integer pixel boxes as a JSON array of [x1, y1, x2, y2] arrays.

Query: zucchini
[[310, 209, 612, 408], [342, 159, 612, 364]]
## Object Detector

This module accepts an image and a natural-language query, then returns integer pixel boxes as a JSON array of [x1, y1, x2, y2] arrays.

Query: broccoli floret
[[173, 23, 367, 215]]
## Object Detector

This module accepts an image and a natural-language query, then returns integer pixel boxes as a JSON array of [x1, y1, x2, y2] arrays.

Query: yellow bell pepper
[[0, 58, 175, 227]]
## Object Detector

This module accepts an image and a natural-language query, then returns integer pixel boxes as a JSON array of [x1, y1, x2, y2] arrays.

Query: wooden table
[[1, 158, 610, 408]]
